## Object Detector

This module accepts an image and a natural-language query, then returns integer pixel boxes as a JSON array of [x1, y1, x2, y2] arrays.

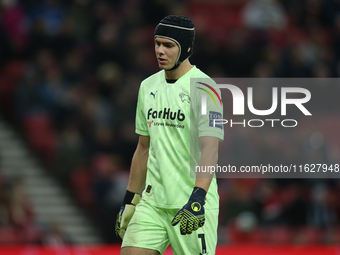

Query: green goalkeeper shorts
[[121, 199, 218, 255]]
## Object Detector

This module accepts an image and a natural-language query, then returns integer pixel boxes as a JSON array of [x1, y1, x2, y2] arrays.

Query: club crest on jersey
[[147, 120, 153, 127], [179, 92, 190, 103]]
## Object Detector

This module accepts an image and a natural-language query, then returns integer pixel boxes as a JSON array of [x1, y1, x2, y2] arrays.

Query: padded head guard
[[154, 15, 195, 70]]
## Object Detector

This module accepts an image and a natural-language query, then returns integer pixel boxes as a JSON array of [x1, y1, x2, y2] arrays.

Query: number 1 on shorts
[[198, 233, 207, 254]]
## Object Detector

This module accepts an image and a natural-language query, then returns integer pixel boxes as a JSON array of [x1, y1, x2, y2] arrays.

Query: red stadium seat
[[0, 225, 19, 244], [70, 167, 94, 210], [22, 113, 57, 167], [0, 60, 26, 116], [266, 226, 294, 243], [296, 227, 324, 243], [188, 0, 246, 41]]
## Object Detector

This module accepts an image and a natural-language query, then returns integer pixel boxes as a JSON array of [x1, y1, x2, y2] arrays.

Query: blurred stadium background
[[0, 0, 340, 254]]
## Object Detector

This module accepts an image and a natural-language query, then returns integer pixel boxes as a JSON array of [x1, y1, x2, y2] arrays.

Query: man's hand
[[115, 190, 141, 239], [171, 187, 206, 235]]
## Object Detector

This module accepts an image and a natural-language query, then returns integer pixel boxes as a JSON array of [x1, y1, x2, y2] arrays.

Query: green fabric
[[122, 200, 218, 255], [135, 66, 224, 209]]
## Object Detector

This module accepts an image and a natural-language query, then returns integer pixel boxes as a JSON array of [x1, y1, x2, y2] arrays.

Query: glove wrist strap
[[124, 190, 141, 205], [189, 187, 206, 204]]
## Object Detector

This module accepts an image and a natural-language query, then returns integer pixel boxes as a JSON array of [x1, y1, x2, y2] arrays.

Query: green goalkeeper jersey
[[135, 66, 224, 209]]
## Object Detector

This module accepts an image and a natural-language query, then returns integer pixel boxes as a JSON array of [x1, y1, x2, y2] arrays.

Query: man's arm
[[115, 135, 150, 239], [127, 135, 150, 193], [195, 136, 219, 192], [171, 136, 220, 235]]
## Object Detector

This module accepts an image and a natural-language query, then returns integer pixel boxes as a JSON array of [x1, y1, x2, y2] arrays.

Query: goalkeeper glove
[[171, 187, 206, 235], [115, 190, 141, 239]]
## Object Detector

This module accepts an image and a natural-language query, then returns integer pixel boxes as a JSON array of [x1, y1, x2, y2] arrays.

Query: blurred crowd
[[0, 0, 340, 244], [0, 174, 71, 244]]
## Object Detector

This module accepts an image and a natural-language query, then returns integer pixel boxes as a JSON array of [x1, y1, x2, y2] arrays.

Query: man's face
[[155, 37, 180, 70]]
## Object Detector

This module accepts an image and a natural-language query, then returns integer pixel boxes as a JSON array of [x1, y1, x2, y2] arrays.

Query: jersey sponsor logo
[[209, 111, 222, 129], [179, 92, 190, 103], [147, 108, 185, 121], [150, 90, 158, 99], [147, 120, 153, 127], [153, 122, 185, 129], [196, 82, 222, 106]]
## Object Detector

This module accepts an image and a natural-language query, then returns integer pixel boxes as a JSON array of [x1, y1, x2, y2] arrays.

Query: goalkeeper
[[116, 15, 224, 255]]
